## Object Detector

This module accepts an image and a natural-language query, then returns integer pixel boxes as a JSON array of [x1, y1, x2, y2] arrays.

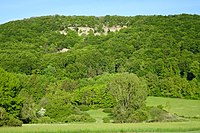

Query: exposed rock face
[[59, 30, 67, 35], [59, 25, 127, 36], [57, 48, 70, 53]]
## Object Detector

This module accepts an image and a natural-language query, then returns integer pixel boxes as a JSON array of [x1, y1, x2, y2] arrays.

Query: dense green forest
[[0, 14, 200, 126]]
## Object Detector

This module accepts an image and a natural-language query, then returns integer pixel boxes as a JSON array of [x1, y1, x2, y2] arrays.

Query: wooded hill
[[0, 14, 200, 125]]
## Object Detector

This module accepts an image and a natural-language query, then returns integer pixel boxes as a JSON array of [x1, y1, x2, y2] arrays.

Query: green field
[[86, 109, 110, 123], [0, 122, 200, 133], [146, 96, 200, 118], [1, 97, 200, 133]]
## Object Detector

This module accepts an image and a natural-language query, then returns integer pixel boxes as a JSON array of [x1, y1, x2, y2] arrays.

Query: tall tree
[[108, 73, 147, 123]]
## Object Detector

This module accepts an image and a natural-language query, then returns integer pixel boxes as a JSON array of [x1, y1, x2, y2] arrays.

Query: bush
[[103, 117, 110, 123], [7, 117, 23, 127], [147, 106, 185, 122], [0, 107, 7, 127], [148, 106, 166, 122], [78, 105, 90, 111], [0, 108, 22, 127], [0, 121, 4, 127], [103, 108, 113, 113], [127, 109, 148, 123]]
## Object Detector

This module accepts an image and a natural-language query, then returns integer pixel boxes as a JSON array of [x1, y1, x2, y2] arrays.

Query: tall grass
[[1, 121, 200, 133]]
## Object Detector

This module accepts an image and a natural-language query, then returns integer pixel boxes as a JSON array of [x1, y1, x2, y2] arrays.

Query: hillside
[[0, 14, 200, 125]]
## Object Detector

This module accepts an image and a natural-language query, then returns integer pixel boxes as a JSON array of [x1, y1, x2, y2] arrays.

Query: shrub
[[0, 121, 4, 127], [78, 105, 90, 111], [7, 117, 23, 127], [103, 117, 110, 123], [147, 106, 185, 122], [0, 108, 22, 127], [0, 107, 7, 127], [124, 108, 148, 123], [103, 108, 113, 113], [148, 106, 166, 122]]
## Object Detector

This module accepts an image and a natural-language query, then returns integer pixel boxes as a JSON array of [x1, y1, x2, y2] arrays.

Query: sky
[[0, 0, 200, 24]]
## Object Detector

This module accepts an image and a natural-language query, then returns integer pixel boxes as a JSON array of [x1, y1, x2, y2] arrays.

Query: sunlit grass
[[0, 121, 200, 133], [146, 96, 200, 118], [86, 109, 109, 123]]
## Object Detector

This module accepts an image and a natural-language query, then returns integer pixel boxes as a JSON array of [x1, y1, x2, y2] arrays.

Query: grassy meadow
[[1, 96, 200, 133], [146, 96, 200, 118], [86, 109, 110, 123], [1, 122, 200, 133]]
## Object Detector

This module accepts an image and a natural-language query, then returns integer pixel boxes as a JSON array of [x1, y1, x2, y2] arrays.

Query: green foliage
[[41, 88, 74, 122], [102, 117, 110, 123], [19, 74, 56, 103], [0, 107, 22, 127], [103, 108, 113, 113], [148, 107, 168, 122], [126, 108, 148, 123], [6, 116, 23, 127], [73, 83, 114, 108], [147, 106, 185, 122], [78, 105, 90, 111], [108, 73, 147, 123], [0, 68, 23, 119], [1, 14, 200, 124], [0, 107, 7, 126], [20, 96, 37, 123]]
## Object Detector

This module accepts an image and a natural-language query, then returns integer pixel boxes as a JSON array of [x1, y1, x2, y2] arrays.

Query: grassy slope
[[146, 96, 200, 118], [86, 109, 109, 123]]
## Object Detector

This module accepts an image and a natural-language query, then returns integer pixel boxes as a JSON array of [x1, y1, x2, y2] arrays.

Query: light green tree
[[108, 73, 147, 123]]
